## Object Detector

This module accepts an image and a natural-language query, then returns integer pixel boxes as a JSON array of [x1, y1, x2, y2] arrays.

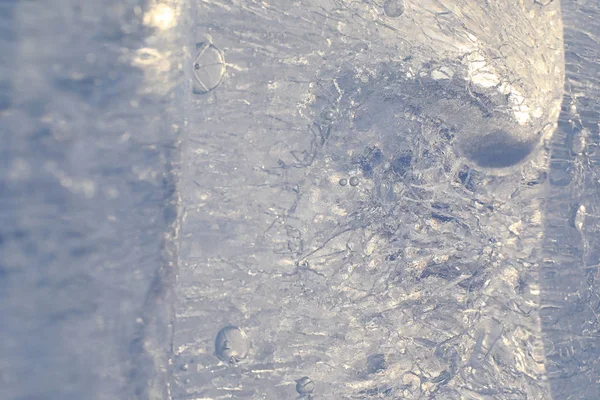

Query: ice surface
[[1, 0, 600, 399]]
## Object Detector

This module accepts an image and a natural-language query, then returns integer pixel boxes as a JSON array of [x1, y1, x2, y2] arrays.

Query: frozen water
[[1, 0, 600, 399]]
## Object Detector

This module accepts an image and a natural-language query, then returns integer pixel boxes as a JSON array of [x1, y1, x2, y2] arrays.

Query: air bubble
[[376, 178, 395, 203], [295, 376, 315, 395], [193, 42, 226, 94], [383, 0, 405, 18], [461, 129, 533, 168], [214, 326, 249, 364], [570, 204, 586, 231], [323, 110, 335, 121]]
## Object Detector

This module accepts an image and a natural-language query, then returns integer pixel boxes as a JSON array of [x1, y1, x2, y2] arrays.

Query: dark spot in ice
[[431, 213, 454, 223], [526, 171, 547, 186], [458, 269, 487, 291], [431, 203, 454, 222], [358, 386, 394, 397], [420, 262, 462, 281], [357, 147, 384, 178], [461, 129, 534, 168], [432, 370, 452, 385], [440, 126, 457, 141], [366, 353, 387, 374], [386, 252, 400, 261], [390, 152, 412, 176], [458, 167, 475, 191], [431, 202, 450, 211]]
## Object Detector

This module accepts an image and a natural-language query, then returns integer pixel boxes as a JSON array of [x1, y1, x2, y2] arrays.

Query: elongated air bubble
[[461, 129, 534, 168]]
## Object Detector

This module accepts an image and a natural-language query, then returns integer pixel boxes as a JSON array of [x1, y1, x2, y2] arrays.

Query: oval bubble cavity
[[461, 129, 534, 168]]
